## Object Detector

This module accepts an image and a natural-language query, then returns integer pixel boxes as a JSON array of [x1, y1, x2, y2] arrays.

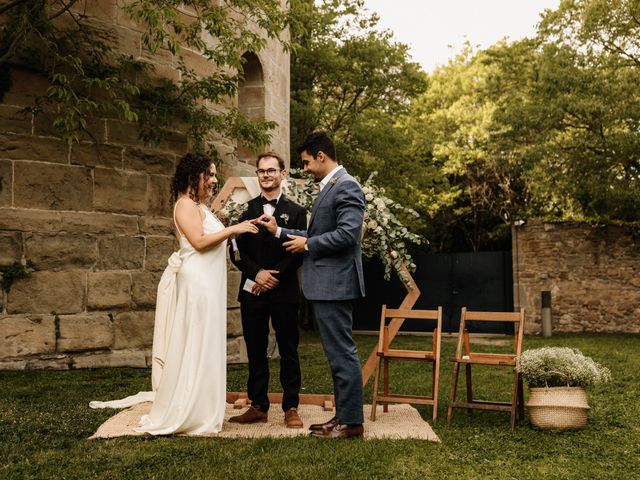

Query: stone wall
[[0, 2, 289, 369], [512, 220, 640, 334]]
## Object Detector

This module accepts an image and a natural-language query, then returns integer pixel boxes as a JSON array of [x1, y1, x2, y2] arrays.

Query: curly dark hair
[[171, 153, 214, 204]]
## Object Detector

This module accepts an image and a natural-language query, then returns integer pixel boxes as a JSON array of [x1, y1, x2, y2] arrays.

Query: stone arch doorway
[[237, 52, 265, 167]]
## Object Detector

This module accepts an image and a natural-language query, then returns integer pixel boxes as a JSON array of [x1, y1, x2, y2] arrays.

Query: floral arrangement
[[218, 196, 247, 226], [218, 170, 423, 287], [518, 347, 611, 388]]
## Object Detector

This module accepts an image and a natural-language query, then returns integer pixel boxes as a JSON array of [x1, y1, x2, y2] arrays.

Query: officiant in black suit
[[228, 152, 308, 429]]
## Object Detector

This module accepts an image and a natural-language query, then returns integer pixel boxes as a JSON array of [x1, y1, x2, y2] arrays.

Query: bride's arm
[[175, 200, 258, 252]]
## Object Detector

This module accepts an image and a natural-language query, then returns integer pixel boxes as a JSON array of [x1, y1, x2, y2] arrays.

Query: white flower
[[367, 220, 378, 229], [390, 250, 398, 259], [365, 193, 374, 201]]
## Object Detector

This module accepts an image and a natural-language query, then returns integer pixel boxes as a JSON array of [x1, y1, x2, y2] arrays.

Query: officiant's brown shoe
[[228, 405, 268, 424], [310, 423, 364, 439], [308, 416, 338, 432], [285, 408, 303, 428]]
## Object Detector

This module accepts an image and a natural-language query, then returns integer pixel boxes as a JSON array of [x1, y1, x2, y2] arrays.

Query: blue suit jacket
[[279, 168, 366, 301]]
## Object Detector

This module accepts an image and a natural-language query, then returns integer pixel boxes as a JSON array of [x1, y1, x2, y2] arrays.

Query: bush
[[519, 347, 611, 388]]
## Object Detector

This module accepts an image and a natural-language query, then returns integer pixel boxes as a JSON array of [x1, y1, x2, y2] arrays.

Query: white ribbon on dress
[[89, 251, 183, 410], [151, 251, 182, 391]]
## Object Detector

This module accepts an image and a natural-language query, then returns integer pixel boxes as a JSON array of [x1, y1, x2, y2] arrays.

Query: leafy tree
[[0, 0, 289, 156], [289, 0, 426, 180]]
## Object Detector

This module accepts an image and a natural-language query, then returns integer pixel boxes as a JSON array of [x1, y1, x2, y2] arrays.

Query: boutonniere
[[279, 213, 289, 224], [330, 178, 337, 185]]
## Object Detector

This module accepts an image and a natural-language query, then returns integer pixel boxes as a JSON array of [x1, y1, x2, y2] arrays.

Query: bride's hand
[[232, 220, 259, 235]]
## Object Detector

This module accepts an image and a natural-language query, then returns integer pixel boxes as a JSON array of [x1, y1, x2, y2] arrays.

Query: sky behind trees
[[363, 0, 561, 71]]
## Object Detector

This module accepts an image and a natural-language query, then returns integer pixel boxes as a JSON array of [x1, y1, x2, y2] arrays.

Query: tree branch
[[0, 0, 28, 16], [49, 0, 81, 21]]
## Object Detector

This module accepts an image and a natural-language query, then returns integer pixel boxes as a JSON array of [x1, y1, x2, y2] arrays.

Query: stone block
[[83, 0, 117, 21], [72, 349, 148, 368], [226, 336, 248, 364], [145, 236, 177, 271], [25, 355, 73, 369], [105, 119, 142, 146], [0, 360, 27, 370], [25, 233, 97, 270], [113, 311, 155, 349], [138, 216, 174, 236], [97, 235, 145, 270], [123, 147, 176, 175], [0, 232, 22, 266], [155, 130, 188, 155], [60, 211, 139, 235], [57, 313, 114, 352], [182, 49, 214, 78], [147, 175, 172, 216], [0, 105, 31, 134], [87, 272, 131, 310], [7, 271, 85, 314], [14, 162, 93, 211], [131, 271, 161, 307], [32, 111, 61, 138], [0, 134, 69, 163], [115, 3, 142, 30], [0, 159, 11, 206], [2, 67, 50, 107], [94, 167, 147, 214], [0, 208, 61, 232], [227, 270, 242, 308], [0, 315, 55, 357], [70, 142, 123, 168], [227, 308, 243, 337]]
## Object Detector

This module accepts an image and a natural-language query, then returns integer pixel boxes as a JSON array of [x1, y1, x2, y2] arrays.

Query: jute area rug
[[90, 403, 440, 441]]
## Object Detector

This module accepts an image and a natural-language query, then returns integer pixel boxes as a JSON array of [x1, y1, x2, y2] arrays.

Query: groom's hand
[[254, 214, 277, 235], [283, 235, 308, 253]]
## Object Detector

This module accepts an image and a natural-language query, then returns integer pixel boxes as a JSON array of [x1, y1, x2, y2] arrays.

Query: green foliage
[[289, 0, 427, 192], [0, 260, 34, 293], [0, 0, 288, 155], [519, 347, 612, 388], [396, 0, 640, 251]]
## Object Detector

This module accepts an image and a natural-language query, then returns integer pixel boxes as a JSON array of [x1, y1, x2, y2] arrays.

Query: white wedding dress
[[91, 202, 227, 436]]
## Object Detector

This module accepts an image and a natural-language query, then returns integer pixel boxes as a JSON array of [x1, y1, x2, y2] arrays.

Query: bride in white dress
[[91, 153, 258, 435]]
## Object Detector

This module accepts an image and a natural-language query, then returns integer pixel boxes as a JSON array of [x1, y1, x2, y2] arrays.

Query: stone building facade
[[0, 2, 290, 369], [512, 220, 640, 334]]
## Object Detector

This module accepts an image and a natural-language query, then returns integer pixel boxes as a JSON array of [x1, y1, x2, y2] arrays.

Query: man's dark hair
[[171, 152, 213, 203], [295, 131, 337, 161], [257, 152, 285, 170]]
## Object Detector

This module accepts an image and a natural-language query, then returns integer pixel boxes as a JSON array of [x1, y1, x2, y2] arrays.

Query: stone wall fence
[[512, 219, 640, 334]]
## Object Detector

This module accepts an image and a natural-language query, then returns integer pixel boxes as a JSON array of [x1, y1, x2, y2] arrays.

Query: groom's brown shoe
[[310, 423, 364, 439], [228, 405, 268, 424], [285, 408, 303, 428], [308, 416, 338, 432]]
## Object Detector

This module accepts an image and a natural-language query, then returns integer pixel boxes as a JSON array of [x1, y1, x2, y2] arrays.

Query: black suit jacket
[[230, 194, 307, 304]]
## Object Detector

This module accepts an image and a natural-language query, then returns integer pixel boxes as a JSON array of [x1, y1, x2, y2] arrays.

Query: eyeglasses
[[256, 168, 280, 177]]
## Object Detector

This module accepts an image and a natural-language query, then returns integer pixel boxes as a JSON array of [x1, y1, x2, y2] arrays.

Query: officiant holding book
[[229, 152, 308, 429]]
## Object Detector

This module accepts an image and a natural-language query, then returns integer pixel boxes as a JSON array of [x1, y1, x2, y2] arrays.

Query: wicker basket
[[526, 386, 590, 430]]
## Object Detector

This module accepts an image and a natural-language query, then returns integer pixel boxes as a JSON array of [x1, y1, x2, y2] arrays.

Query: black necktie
[[260, 196, 278, 207]]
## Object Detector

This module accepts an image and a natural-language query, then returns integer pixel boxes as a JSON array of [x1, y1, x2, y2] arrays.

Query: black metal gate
[[353, 251, 514, 334]]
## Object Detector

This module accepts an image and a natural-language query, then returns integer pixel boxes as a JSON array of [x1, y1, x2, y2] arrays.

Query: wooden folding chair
[[370, 306, 443, 422], [447, 308, 526, 431]]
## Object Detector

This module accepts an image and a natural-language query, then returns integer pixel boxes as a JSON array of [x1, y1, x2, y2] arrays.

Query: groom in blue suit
[[257, 131, 366, 439]]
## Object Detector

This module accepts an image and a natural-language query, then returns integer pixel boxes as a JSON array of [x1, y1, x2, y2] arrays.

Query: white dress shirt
[[261, 192, 282, 217], [319, 165, 344, 192]]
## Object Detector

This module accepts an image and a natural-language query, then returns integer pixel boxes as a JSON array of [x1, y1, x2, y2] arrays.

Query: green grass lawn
[[1, 332, 638, 479]]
